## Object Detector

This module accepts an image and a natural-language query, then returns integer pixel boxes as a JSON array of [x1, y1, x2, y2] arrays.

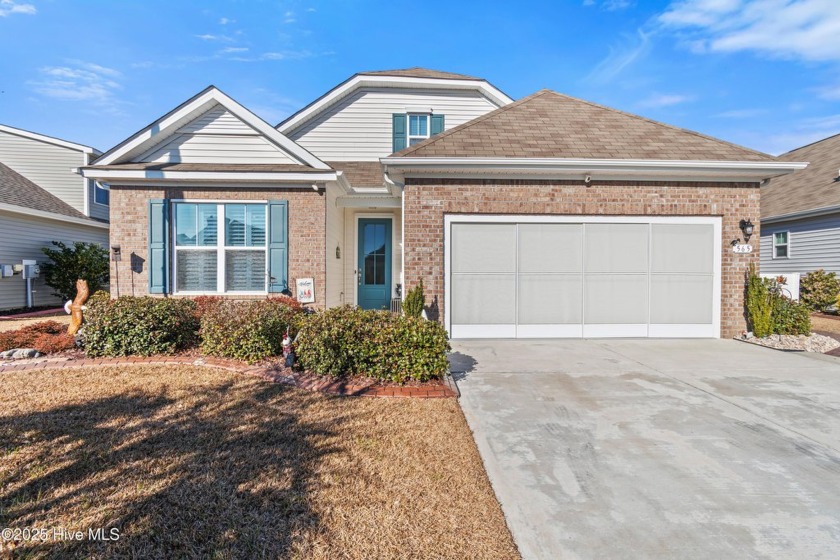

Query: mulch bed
[[0, 307, 64, 320], [0, 352, 457, 399]]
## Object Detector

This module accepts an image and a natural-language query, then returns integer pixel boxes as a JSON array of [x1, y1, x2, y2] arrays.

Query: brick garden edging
[[0, 356, 457, 399]]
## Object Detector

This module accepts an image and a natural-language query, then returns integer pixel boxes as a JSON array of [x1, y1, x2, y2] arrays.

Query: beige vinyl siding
[[289, 88, 501, 161], [0, 210, 108, 310], [343, 208, 402, 306], [0, 129, 88, 214], [325, 183, 345, 307], [133, 106, 298, 165]]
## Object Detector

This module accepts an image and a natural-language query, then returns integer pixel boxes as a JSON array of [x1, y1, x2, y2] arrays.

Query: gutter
[[380, 157, 808, 182], [79, 168, 338, 183], [762, 203, 840, 224], [0, 202, 110, 229]]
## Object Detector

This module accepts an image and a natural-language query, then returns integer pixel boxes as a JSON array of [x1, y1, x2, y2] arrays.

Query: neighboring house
[[761, 133, 840, 294], [81, 68, 805, 339], [0, 125, 109, 310]]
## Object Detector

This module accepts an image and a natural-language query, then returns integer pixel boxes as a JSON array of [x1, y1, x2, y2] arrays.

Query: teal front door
[[357, 218, 392, 310]]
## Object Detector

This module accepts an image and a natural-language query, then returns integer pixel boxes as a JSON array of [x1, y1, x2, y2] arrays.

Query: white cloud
[[815, 82, 840, 100], [586, 29, 652, 83], [0, 0, 36, 17], [658, 0, 840, 62], [638, 93, 694, 107], [195, 33, 233, 42], [29, 61, 125, 115], [284, 10, 296, 24], [713, 108, 768, 118], [759, 113, 840, 154], [583, 0, 634, 9], [261, 50, 314, 61], [219, 17, 234, 25], [220, 46, 249, 54]]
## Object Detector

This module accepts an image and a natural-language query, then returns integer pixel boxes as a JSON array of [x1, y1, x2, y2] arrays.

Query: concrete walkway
[[450, 339, 840, 559]]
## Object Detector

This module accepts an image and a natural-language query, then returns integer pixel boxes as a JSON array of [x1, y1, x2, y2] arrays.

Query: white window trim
[[772, 231, 790, 259], [407, 113, 431, 147], [443, 214, 722, 339], [172, 201, 269, 295]]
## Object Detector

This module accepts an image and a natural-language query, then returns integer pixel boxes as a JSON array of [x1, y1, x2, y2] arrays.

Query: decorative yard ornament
[[65, 279, 90, 336], [282, 327, 296, 367]]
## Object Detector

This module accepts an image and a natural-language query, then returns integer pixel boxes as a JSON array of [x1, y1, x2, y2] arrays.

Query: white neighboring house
[[0, 125, 109, 311]]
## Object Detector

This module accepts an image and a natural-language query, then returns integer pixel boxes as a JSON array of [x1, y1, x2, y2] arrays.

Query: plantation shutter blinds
[[430, 114, 445, 135], [267, 200, 289, 293], [392, 114, 407, 152], [148, 198, 170, 294]]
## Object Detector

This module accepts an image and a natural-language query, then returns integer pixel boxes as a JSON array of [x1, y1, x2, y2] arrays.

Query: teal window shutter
[[392, 114, 407, 152], [148, 198, 170, 294], [431, 114, 445, 136], [268, 200, 289, 292]]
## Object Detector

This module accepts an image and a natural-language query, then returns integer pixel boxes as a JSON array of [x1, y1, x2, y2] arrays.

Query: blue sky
[[0, 0, 838, 155]]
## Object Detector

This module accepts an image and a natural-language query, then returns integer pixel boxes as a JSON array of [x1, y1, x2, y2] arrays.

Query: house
[[80, 68, 806, 339], [760, 133, 840, 296], [0, 125, 109, 310]]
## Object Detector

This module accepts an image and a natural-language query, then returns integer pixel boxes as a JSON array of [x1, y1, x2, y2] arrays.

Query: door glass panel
[[364, 223, 387, 286]]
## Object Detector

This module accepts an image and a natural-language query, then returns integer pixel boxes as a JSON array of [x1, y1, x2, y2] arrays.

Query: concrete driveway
[[450, 339, 840, 560]]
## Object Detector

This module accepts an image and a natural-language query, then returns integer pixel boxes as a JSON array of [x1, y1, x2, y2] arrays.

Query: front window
[[773, 231, 789, 258], [174, 202, 267, 293], [408, 114, 430, 146]]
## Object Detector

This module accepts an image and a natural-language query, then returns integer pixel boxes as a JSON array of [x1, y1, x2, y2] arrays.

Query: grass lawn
[[0, 366, 519, 559]]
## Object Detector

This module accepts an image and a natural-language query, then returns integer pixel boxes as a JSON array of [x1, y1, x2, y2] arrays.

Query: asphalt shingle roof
[[762, 133, 840, 219], [326, 161, 384, 187], [394, 89, 775, 161], [358, 68, 480, 81], [0, 162, 90, 220]]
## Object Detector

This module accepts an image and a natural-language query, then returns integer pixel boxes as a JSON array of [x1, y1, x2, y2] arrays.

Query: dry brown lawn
[[0, 366, 519, 559], [811, 314, 840, 337]]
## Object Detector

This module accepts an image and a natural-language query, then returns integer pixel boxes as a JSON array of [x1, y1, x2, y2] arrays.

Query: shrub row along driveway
[[0, 366, 519, 559], [451, 339, 840, 560]]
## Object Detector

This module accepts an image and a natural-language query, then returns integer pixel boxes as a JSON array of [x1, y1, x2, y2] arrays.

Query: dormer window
[[408, 114, 430, 146]]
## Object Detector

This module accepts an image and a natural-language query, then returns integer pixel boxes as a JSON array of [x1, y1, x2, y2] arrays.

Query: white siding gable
[[0, 129, 87, 214], [288, 88, 502, 161], [134, 106, 297, 165]]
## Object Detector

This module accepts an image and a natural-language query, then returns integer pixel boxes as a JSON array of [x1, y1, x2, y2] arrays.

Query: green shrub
[[295, 306, 450, 382], [746, 265, 774, 337], [83, 297, 198, 357], [800, 269, 840, 312], [772, 296, 811, 335], [199, 299, 303, 364], [40, 241, 109, 301], [403, 279, 425, 318]]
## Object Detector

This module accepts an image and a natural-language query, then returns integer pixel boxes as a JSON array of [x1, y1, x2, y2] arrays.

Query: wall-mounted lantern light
[[739, 219, 754, 242]]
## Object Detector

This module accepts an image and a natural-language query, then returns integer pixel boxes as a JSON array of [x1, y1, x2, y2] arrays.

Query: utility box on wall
[[22, 263, 40, 279], [0, 264, 13, 278]]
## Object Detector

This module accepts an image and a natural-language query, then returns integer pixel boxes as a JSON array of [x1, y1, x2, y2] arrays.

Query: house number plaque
[[732, 244, 753, 254]]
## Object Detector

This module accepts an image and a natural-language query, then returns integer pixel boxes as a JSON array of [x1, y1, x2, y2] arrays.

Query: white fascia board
[[80, 168, 337, 183], [0, 124, 97, 153], [381, 157, 808, 182], [0, 203, 109, 229], [336, 195, 401, 208], [278, 75, 513, 135], [762, 204, 840, 224], [94, 87, 330, 170]]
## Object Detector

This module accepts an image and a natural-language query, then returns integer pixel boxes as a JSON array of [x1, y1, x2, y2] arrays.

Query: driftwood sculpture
[[66, 279, 90, 336]]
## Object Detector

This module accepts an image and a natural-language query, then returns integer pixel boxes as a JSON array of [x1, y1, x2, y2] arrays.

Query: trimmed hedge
[[745, 266, 810, 337], [84, 296, 198, 357], [0, 321, 75, 354], [295, 306, 450, 382], [800, 269, 840, 312], [199, 298, 303, 364]]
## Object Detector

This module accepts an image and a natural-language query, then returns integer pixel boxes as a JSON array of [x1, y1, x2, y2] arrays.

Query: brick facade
[[108, 186, 326, 306], [402, 179, 761, 338]]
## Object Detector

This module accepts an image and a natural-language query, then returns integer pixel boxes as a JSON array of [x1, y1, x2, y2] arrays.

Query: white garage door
[[445, 216, 721, 339]]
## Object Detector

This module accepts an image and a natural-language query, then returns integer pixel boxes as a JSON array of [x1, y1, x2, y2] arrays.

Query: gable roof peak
[[357, 67, 482, 81]]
